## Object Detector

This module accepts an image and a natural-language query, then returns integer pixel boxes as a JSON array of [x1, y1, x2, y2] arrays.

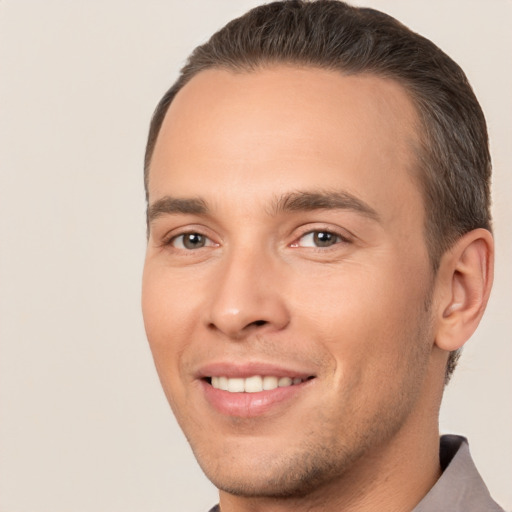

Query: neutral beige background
[[0, 1, 510, 511]]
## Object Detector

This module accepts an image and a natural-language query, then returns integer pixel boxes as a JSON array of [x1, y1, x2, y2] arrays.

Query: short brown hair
[[144, 0, 492, 381]]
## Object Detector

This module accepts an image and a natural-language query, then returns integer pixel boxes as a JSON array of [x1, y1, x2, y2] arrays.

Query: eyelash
[[164, 231, 217, 250], [291, 228, 351, 249]]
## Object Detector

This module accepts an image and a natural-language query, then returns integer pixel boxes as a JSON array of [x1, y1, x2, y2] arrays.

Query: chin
[[191, 436, 362, 500]]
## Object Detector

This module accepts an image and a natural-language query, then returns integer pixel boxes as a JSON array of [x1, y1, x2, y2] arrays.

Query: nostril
[[251, 320, 267, 327]]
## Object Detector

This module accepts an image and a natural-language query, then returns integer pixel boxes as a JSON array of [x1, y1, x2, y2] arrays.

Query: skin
[[142, 67, 493, 512]]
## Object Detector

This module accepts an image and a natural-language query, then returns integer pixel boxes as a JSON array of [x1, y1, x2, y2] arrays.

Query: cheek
[[141, 265, 196, 395], [142, 262, 201, 339], [290, 259, 430, 366]]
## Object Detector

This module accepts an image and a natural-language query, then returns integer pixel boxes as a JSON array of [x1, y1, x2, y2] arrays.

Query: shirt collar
[[413, 434, 503, 512]]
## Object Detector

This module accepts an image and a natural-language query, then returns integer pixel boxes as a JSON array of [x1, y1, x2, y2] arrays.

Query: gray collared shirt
[[208, 435, 504, 512], [413, 434, 504, 511]]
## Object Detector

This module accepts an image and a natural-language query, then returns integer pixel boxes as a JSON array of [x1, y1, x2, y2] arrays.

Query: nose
[[204, 245, 290, 339]]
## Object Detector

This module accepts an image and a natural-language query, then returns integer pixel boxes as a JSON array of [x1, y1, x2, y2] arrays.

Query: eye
[[295, 230, 344, 248], [171, 233, 214, 250]]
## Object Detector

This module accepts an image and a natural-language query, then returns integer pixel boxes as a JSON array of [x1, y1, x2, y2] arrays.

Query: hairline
[[144, 62, 445, 270]]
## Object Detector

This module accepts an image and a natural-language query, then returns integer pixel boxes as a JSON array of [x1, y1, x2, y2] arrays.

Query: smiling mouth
[[205, 375, 315, 393]]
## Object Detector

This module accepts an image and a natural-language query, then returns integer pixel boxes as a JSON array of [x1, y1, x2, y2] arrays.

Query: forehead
[[148, 66, 422, 221]]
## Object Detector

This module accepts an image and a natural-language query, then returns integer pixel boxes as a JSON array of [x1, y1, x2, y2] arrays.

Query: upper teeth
[[211, 375, 304, 393]]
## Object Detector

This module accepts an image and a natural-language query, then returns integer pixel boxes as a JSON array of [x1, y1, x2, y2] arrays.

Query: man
[[141, 1, 503, 511]]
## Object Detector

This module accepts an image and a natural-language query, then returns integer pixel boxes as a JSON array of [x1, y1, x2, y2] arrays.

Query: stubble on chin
[[187, 297, 436, 502], [192, 396, 415, 501]]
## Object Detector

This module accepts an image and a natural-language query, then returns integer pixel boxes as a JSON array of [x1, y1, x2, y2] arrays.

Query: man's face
[[142, 67, 439, 497]]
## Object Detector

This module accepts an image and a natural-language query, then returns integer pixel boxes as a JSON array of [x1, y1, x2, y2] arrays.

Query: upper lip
[[196, 361, 316, 379]]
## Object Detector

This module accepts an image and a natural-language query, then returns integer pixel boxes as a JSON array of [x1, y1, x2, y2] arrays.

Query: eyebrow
[[272, 190, 380, 221], [147, 196, 208, 224], [147, 190, 380, 225]]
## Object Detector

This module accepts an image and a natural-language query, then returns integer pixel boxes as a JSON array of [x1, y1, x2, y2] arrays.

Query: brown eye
[[313, 231, 338, 247], [298, 231, 343, 248], [172, 233, 208, 250]]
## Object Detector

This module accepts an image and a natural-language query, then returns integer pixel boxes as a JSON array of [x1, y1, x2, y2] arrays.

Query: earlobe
[[435, 228, 494, 352]]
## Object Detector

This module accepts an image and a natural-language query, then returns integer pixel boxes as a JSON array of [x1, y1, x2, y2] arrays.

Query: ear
[[434, 228, 494, 352]]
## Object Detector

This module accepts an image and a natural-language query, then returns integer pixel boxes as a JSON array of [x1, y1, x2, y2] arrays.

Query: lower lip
[[201, 380, 313, 418]]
